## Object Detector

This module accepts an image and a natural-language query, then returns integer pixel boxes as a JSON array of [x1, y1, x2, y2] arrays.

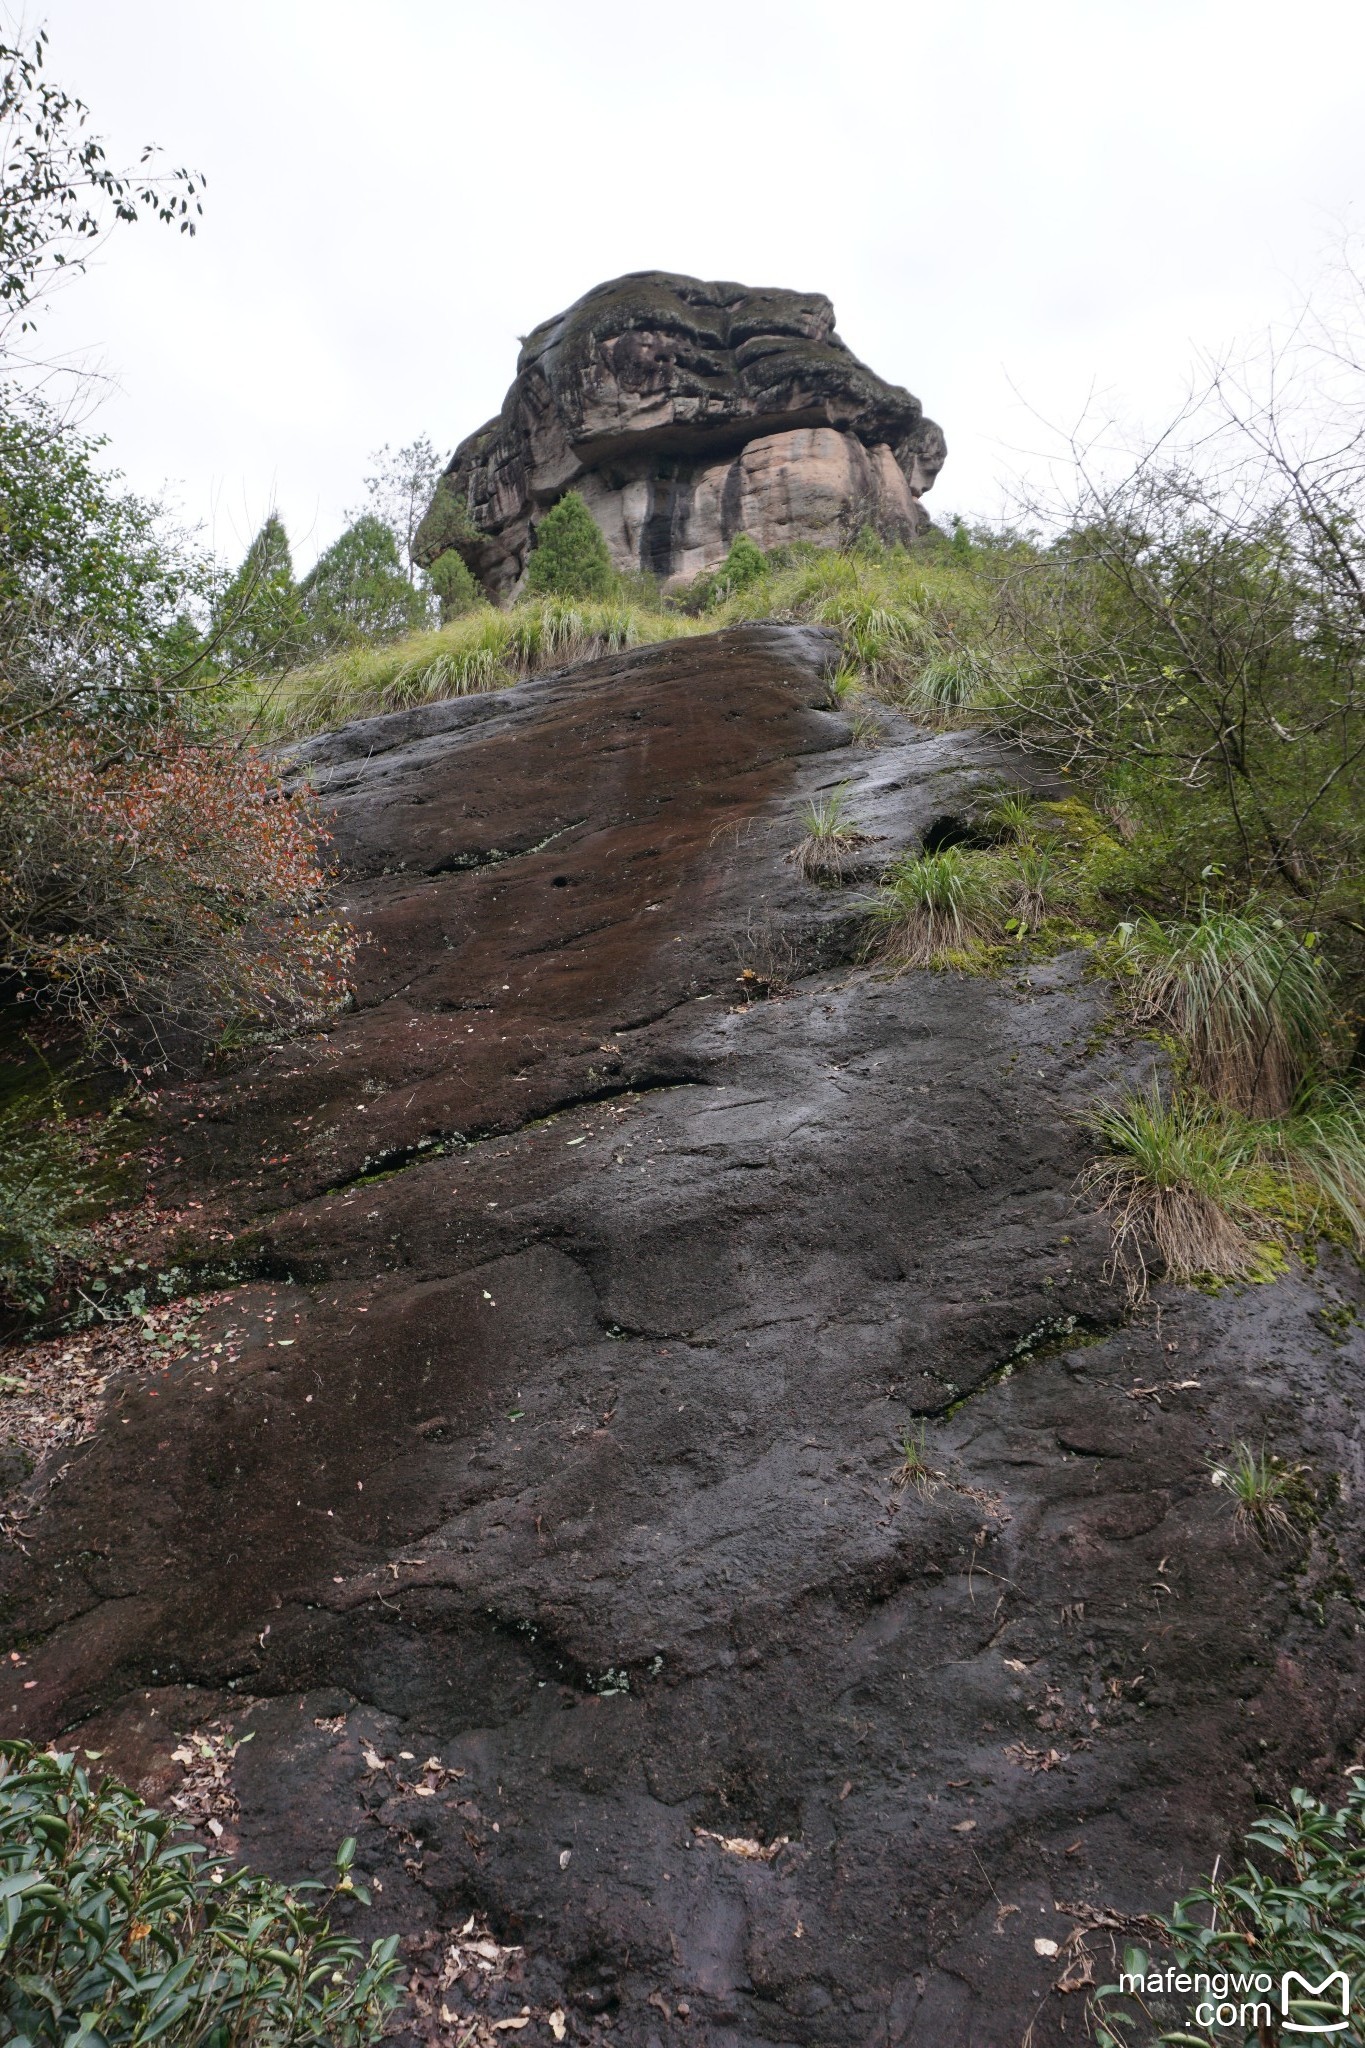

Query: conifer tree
[[524, 491, 614, 599]]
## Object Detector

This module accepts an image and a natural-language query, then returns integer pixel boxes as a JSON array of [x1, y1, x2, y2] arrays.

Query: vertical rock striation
[[415, 271, 946, 597]]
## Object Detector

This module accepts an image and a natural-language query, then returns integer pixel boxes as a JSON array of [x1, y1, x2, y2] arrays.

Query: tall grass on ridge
[[241, 598, 696, 740]]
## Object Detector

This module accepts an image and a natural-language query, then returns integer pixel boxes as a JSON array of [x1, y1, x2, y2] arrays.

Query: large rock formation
[[4, 627, 1364, 2047], [415, 273, 946, 597]]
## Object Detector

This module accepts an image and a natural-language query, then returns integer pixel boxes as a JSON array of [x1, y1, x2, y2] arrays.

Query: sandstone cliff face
[[415, 272, 946, 596]]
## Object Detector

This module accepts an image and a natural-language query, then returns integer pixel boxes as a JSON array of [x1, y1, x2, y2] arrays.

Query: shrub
[[866, 846, 1001, 966], [208, 514, 305, 678], [1095, 1775, 1365, 2044], [717, 533, 767, 592], [523, 491, 614, 599], [427, 549, 480, 621], [0, 721, 354, 1064], [910, 646, 998, 715], [0, 1095, 106, 1312], [1115, 907, 1332, 1116], [0, 1740, 401, 2045], [1275, 1083, 1365, 1247]]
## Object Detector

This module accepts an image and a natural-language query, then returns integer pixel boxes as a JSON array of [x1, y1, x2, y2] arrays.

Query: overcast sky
[[26, 0, 1365, 570]]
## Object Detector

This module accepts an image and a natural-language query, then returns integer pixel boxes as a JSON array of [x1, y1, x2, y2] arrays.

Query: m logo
[[1282, 1969, 1351, 2033]]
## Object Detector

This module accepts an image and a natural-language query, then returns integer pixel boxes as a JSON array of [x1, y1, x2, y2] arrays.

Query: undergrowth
[[0, 1740, 401, 2045]]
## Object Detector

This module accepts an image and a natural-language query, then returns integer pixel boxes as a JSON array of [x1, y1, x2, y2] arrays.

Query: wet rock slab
[[3, 626, 1363, 2047]]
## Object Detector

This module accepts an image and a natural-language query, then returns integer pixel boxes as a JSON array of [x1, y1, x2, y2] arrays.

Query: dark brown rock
[[2, 626, 1363, 2048], [415, 273, 946, 596]]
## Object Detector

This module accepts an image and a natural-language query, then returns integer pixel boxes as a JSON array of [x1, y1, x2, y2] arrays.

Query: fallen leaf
[[492, 2018, 530, 2032], [694, 1827, 788, 1862], [1003, 1658, 1029, 1672], [549, 2013, 567, 2043], [951, 1820, 976, 1833], [362, 1747, 386, 1771], [1034, 1937, 1059, 1957]]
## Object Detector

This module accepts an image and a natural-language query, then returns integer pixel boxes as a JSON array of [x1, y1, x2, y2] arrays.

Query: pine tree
[[211, 515, 303, 674], [428, 549, 480, 621], [524, 491, 613, 599], [299, 514, 430, 650]]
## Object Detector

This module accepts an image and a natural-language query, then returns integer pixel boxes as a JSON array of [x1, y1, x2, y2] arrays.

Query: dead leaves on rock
[[405, 1915, 567, 2047], [167, 1720, 250, 1840], [0, 1290, 234, 1516], [693, 1826, 788, 1862]]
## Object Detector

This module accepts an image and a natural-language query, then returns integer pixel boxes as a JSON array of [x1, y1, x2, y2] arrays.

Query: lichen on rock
[[414, 270, 946, 598]]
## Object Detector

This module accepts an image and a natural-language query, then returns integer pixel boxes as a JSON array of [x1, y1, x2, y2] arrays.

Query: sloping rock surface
[[415, 273, 946, 595], [3, 627, 1364, 2048]]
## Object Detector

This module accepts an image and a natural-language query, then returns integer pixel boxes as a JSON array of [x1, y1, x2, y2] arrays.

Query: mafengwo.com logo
[[1120, 1963, 1352, 2034]]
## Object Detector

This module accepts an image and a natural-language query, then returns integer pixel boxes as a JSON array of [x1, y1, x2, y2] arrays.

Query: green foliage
[[1084, 1070, 1365, 1299], [1095, 1774, 1365, 2044], [355, 437, 442, 578], [0, 26, 202, 350], [866, 846, 1003, 966], [717, 533, 767, 591], [790, 785, 869, 883], [1113, 907, 1333, 1116], [427, 548, 480, 621], [0, 385, 213, 705], [208, 515, 303, 678], [1207, 1441, 1315, 1543], [411, 476, 479, 567], [242, 597, 693, 739], [0, 1094, 102, 1312], [298, 515, 430, 652], [0, 1740, 400, 2045], [1083, 1085, 1280, 1296], [523, 491, 614, 599]]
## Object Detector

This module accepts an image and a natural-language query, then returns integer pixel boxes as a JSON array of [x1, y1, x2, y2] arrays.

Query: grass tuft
[[1114, 907, 1332, 1116], [1207, 1442, 1314, 1545], [1082, 1086, 1271, 1297], [789, 786, 872, 884], [866, 846, 1002, 967]]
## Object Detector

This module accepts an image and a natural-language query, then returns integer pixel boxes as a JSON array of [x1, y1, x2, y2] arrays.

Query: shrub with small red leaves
[[0, 720, 354, 1063]]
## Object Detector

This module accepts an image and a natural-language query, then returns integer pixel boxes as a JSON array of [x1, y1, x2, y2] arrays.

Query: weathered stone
[[415, 272, 946, 596], [4, 627, 1363, 2048]]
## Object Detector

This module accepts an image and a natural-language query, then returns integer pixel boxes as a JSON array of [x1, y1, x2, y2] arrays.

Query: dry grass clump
[[1082, 1086, 1271, 1297], [1115, 907, 1331, 1116], [866, 846, 1002, 966], [789, 786, 872, 883], [1207, 1442, 1314, 1545]]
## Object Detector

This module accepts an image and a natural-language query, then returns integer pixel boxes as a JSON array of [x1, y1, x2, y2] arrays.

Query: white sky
[[26, 0, 1365, 570]]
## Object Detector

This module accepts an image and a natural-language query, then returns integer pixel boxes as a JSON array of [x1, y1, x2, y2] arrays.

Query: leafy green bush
[[0, 1740, 401, 2045], [524, 491, 614, 599], [427, 549, 480, 621], [0, 1097, 102, 1313], [717, 533, 767, 592], [1095, 1774, 1365, 2044]]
